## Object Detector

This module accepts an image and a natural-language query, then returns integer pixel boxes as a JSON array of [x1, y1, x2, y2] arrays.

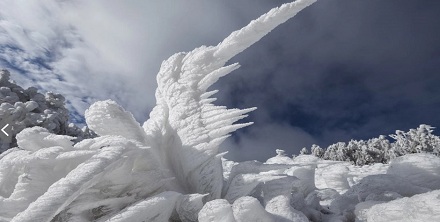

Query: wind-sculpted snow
[[103, 192, 181, 222], [0, 0, 320, 221], [366, 190, 440, 222], [1, 0, 440, 221], [0, 127, 171, 221], [85, 100, 149, 145], [142, 0, 317, 205], [142, 0, 316, 201], [387, 153, 440, 190], [11, 144, 128, 222]]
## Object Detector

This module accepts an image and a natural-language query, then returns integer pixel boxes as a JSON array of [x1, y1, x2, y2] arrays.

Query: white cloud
[[0, 0, 245, 122]]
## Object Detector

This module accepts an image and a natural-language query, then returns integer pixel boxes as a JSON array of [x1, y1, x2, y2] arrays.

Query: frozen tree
[[310, 144, 324, 158], [323, 142, 347, 161], [321, 137, 392, 165], [365, 135, 390, 163], [389, 124, 439, 156], [0, 69, 95, 152], [300, 147, 309, 155], [314, 125, 440, 166], [351, 140, 374, 166]]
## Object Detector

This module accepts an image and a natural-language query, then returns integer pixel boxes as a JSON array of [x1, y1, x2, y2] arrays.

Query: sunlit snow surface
[[1, 0, 439, 221]]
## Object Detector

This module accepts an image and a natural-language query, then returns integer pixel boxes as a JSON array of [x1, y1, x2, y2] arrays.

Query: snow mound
[[85, 100, 148, 144], [266, 149, 295, 164], [321, 153, 440, 221], [350, 174, 431, 202], [366, 190, 440, 222], [16, 126, 74, 152], [387, 153, 440, 190], [198, 199, 235, 222], [232, 196, 274, 222], [321, 163, 351, 193]]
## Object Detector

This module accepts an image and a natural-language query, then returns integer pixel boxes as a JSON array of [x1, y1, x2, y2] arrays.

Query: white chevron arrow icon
[[0, 115, 13, 143], [2, 124, 9, 136]]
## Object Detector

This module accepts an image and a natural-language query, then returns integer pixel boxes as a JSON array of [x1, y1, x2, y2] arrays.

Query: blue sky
[[1, 0, 439, 161]]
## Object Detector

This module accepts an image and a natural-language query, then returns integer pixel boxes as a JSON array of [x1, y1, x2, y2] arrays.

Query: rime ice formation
[[1, 0, 440, 221], [0, 0, 318, 221]]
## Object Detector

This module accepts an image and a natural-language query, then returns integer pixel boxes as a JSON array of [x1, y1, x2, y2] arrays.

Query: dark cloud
[[215, 0, 440, 161]]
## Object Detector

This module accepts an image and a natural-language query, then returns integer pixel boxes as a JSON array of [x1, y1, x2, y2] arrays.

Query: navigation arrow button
[[0, 115, 14, 143], [2, 124, 9, 136]]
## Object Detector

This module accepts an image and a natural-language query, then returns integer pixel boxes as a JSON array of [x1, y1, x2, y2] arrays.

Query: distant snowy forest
[[0, 0, 439, 221], [303, 124, 440, 165]]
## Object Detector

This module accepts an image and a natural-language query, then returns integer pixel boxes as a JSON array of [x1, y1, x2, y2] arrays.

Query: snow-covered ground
[[252, 152, 440, 222], [0, 0, 439, 221]]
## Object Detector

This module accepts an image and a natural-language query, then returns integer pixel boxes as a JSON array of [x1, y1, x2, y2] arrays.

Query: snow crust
[[1, 0, 439, 221]]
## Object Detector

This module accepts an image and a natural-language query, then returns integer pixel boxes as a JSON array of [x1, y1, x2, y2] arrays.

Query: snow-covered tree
[[0, 69, 95, 152], [310, 144, 324, 158], [365, 135, 390, 163], [311, 125, 440, 166], [323, 142, 347, 161], [300, 147, 309, 155], [389, 124, 439, 156]]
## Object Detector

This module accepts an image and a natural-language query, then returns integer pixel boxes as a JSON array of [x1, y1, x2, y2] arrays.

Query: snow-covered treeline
[[0, 0, 439, 221], [304, 124, 440, 165]]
